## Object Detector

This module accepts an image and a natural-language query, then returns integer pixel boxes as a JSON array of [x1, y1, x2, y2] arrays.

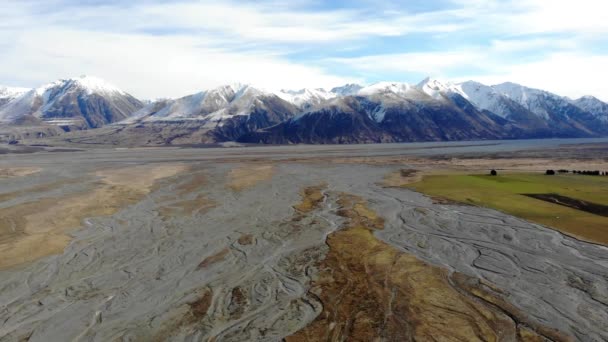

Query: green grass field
[[408, 173, 608, 245]]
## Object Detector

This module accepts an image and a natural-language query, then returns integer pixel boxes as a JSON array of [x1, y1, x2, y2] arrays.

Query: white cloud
[[1, 0, 608, 101], [449, 0, 608, 35], [503, 0, 608, 35], [333, 47, 608, 101], [489, 38, 577, 53], [0, 0, 468, 98], [0, 27, 357, 99], [329, 50, 482, 74], [464, 53, 608, 101]]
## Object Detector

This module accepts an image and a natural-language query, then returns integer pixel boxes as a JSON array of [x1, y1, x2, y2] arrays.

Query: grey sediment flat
[[0, 140, 607, 341]]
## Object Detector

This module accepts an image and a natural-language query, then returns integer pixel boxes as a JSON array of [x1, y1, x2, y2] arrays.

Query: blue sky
[[1, 0, 608, 100]]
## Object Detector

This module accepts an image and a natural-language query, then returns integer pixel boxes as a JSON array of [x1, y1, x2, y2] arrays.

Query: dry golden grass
[[227, 165, 274, 191], [0, 164, 187, 269]]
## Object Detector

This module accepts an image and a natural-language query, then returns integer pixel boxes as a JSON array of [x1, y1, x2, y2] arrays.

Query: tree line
[[489, 169, 608, 176], [549, 170, 607, 175]]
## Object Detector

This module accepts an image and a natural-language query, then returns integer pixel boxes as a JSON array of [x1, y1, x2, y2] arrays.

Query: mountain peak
[[34, 75, 126, 96], [330, 83, 363, 96], [0, 85, 30, 99], [358, 82, 412, 96], [70, 75, 125, 94], [275, 87, 335, 107], [578, 95, 598, 101], [416, 77, 464, 99]]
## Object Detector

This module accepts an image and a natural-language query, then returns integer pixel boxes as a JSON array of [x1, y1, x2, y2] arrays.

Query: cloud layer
[[1, 0, 607, 100]]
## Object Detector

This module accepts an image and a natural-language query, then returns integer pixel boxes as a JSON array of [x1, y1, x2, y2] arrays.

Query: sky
[[1, 0, 608, 100]]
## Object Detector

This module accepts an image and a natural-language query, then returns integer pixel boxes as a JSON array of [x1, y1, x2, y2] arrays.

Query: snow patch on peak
[[0, 86, 30, 99], [358, 82, 412, 96], [34, 75, 125, 97], [456, 81, 513, 118], [571, 94, 608, 121], [275, 88, 335, 107], [330, 84, 363, 96], [492, 82, 570, 120], [577, 95, 599, 102], [492, 82, 537, 103], [139, 83, 277, 125], [71, 75, 125, 95], [416, 77, 465, 99]]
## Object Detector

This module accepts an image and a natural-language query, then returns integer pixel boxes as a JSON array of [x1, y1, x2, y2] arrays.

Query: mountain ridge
[[1, 75, 607, 145]]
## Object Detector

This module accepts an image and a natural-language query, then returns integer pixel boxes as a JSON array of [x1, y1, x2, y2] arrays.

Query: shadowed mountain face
[[207, 95, 299, 141], [240, 97, 391, 144], [40, 92, 143, 129], [240, 92, 510, 144]]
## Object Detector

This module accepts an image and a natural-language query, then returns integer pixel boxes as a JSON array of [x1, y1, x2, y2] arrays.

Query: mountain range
[[1, 75, 607, 145]]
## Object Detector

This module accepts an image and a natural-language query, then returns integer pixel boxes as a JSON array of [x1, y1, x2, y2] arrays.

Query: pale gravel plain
[[0, 140, 607, 341]]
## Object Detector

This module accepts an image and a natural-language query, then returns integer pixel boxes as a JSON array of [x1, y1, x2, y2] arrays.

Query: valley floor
[[0, 139, 607, 341]]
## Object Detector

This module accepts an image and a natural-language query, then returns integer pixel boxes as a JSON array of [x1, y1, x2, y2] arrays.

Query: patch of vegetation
[[408, 173, 608, 245]]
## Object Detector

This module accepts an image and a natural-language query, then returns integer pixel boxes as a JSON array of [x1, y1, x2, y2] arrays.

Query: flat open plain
[[1, 138, 607, 341]]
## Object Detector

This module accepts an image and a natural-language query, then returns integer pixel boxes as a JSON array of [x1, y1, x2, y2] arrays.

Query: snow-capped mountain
[[0, 86, 30, 107], [490, 82, 604, 135], [415, 77, 466, 100], [275, 84, 365, 109], [128, 84, 295, 124], [331, 84, 363, 96], [0, 76, 143, 128], [240, 81, 508, 144], [358, 82, 414, 97], [570, 96, 608, 122], [275, 88, 336, 109], [2, 75, 607, 145], [492, 82, 557, 120], [410, 79, 605, 138], [116, 84, 298, 143], [455, 81, 513, 117], [120, 99, 176, 124]]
